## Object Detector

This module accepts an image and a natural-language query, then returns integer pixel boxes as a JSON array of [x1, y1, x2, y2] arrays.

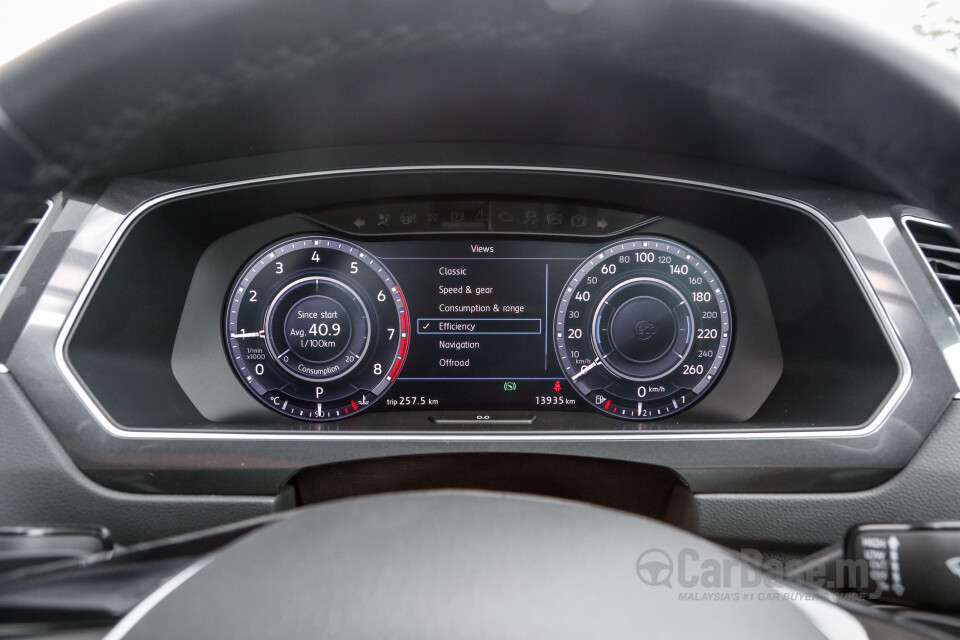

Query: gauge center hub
[[282, 295, 352, 363], [264, 276, 372, 382], [609, 296, 676, 362], [592, 277, 693, 382]]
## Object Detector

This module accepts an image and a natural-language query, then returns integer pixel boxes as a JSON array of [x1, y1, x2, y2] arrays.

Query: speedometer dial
[[554, 236, 732, 420], [224, 235, 409, 421]]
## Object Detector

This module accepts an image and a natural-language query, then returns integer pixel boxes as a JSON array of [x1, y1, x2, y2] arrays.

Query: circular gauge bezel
[[554, 235, 733, 420], [223, 235, 409, 422]]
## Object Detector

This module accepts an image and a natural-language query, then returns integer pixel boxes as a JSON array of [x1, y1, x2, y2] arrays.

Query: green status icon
[[503, 381, 517, 391]]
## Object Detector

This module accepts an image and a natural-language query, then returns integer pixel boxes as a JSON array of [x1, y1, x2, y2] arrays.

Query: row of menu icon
[[358, 210, 597, 228], [312, 200, 648, 236]]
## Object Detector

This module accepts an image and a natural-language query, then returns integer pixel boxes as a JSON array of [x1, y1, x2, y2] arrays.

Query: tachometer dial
[[554, 237, 732, 419], [224, 236, 408, 421]]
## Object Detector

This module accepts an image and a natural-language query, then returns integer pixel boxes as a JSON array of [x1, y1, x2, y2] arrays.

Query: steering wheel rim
[[105, 490, 873, 639]]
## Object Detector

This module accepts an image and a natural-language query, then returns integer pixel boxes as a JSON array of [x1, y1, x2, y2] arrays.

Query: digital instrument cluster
[[224, 234, 734, 422]]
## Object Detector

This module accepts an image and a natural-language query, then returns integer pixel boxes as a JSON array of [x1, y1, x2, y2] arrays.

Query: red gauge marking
[[388, 287, 410, 380]]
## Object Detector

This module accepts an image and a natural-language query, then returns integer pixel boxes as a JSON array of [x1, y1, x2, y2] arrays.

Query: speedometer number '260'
[[554, 236, 732, 420]]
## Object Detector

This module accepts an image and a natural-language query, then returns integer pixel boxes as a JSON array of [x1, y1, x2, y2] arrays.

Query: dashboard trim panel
[[899, 213, 960, 397], [900, 214, 959, 324], [0, 199, 54, 335], [51, 165, 911, 441]]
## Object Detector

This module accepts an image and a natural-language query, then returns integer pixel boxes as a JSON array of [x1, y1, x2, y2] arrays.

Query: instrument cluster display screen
[[225, 235, 733, 422]]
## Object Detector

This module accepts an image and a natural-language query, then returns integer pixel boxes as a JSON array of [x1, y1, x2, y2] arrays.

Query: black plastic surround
[[63, 168, 899, 436]]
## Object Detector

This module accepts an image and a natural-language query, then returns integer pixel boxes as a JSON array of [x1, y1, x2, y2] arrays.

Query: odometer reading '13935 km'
[[555, 236, 732, 420], [224, 235, 409, 421]]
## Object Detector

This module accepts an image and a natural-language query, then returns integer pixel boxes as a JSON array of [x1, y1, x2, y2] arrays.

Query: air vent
[[0, 217, 42, 285], [904, 217, 960, 316]]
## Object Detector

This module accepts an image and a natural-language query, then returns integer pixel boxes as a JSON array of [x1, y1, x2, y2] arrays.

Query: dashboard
[[0, 148, 956, 546]]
